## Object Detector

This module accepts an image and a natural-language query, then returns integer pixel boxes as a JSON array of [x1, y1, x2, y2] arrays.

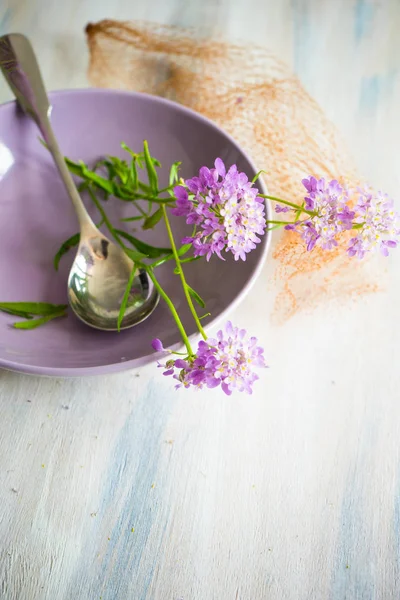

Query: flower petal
[[152, 338, 164, 352]]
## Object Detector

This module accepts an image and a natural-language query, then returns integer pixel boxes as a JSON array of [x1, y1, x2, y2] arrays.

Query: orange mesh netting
[[85, 20, 380, 323]]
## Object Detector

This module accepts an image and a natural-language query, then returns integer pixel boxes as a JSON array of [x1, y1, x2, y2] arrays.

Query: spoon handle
[[0, 33, 95, 231]]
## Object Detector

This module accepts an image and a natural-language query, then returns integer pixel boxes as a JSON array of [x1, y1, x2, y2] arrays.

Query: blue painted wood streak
[[330, 476, 374, 599], [392, 461, 400, 596], [290, 0, 312, 83], [360, 75, 381, 113], [359, 71, 397, 112], [329, 423, 379, 600], [354, 0, 375, 42], [0, 7, 12, 35], [66, 380, 174, 600]]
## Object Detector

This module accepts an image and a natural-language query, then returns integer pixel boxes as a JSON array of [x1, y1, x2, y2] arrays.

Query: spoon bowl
[[68, 231, 158, 330]]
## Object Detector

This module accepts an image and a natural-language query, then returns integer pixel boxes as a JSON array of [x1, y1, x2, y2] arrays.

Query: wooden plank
[[0, 1, 400, 598]]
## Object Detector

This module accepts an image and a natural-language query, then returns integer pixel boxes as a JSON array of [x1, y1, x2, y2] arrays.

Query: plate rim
[[0, 87, 271, 377]]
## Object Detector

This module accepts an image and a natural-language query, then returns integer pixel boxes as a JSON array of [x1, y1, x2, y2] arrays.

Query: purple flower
[[302, 176, 324, 194], [347, 188, 400, 258], [171, 158, 266, 261], [215, 157, 226, 177], [152, 338, 165, 352], [284, 178, 400, 259], [275, 205, 291, 213], [171, 186, 191, 216], [302, 221, 320, 251], [155, 321, 266, 395], [287, 177, 355, 252]]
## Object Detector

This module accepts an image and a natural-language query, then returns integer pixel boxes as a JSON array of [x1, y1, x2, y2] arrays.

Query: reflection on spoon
[[0, 142, 14, 181]]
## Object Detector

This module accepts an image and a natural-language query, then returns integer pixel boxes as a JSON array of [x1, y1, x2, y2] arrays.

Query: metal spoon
[[0, 33, 159, 330]]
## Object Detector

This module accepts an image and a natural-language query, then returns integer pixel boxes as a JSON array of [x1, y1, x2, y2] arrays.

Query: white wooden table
[[1, 1, 400, 599]]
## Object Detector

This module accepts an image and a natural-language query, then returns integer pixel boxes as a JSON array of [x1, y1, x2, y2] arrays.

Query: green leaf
[[267, 224, 284, 231], [149, 253, 174, 268], [146, 197, 174, 205], [53, 232, 80, 270], [53, 219, 104, 270], [143, 140, 158, 194], [121, 143, 145, 169], [120, 142, 136, 157], [252, 169, 267, 183], [93, 158, 112, 171], [137, 181, 152, 194], [93, 159, 116, 187], [66, 157, 123, 198], [12, 309, 67, 330], [187, 286, 206, 308], [79, 160, 117, 195], [129, 159, 138, 190], [178, 243, 192, 257], [123, 248, 148, 263], [115, 229, 171, 259], [180, 255, 201, 265], [49, 146, 117, 197], [0, 302, 68, 316], [108, 156, 129, 185], [0, 308, 34, 319], [117, 265, 137, 332], [120, 215, 144, 222], [143, 207, 163, 230], [112, 188, 137, 201], [65, 157, 85, 177], [169, 161, 181, 186], [77, 182, 89, 194]]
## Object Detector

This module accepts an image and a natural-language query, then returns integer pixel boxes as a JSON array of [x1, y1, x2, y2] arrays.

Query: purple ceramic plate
[[0, 89, 270, 376]]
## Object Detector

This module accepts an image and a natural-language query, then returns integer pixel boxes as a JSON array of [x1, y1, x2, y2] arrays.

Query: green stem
[[87, 184, 196, 356], [266, 218, 311, 228], [146, 268, 193, 356], [162, 205, 207, 340], [266, 220, 297, 225], [134, 203, 147, 218], [294, 201, 305, 221], [158, 184, 174, 194], [129, 193, 173, 206], [259, 194, 315, 216]]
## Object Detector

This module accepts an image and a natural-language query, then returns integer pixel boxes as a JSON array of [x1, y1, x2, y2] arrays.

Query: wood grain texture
[[1, 1, 400, 599]]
